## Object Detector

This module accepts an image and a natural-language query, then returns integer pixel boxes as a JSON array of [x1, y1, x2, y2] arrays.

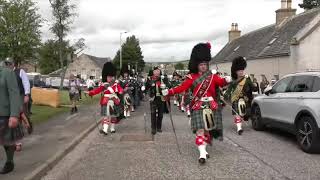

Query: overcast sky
[[35, 0, 303, 62]]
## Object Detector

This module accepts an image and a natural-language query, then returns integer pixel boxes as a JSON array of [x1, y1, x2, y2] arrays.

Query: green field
[[31, 90, 99, 124]]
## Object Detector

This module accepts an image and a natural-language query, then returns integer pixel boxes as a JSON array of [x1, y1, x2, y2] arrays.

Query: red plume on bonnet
[[206, 42, 211, 50]]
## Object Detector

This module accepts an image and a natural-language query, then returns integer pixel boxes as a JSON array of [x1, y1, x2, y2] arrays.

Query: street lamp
[[120, 31, 128, 70]]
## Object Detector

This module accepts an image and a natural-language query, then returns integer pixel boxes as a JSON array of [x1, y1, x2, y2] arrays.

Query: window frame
[[287, 75, 315, 93]]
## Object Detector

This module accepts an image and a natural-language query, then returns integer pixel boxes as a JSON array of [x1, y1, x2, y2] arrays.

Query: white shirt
[[16, 68, 31, 95], [86, 79, 95, 88]]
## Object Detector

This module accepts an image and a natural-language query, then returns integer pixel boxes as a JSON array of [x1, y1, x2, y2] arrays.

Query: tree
[[174, 62, 185, 70], [299, 0, 320, 9], [0, 0, 42, 64], [113, 35, 145, 73], [49, 0, 76, 89]]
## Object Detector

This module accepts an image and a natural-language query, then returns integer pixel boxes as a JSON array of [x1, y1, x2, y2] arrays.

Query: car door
[[260, 76, 293, 121], [277, 75, 314, 124]]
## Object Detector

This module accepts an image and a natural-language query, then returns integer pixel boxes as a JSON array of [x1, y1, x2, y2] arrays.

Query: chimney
[[276, 0, 296, 26], [228, 23, 241, 42]]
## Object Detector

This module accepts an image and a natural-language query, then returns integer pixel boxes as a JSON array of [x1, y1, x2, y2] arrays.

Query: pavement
[[0, 103, 100, 180], [40, 101, 320, 180]]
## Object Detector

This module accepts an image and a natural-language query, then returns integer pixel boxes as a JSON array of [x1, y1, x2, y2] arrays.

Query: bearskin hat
[[188, 42, 212, 73], [102, 61, 116, 82], [120, 64, 130, 76], [148, 69, 153, 77], [231, 56, 247, 80]]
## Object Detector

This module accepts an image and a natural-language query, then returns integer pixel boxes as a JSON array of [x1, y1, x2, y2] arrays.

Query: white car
[[251, 72, 320, 153]]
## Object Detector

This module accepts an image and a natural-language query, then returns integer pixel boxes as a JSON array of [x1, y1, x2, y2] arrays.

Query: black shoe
[[111, 130, 116, 133], [157, 129, 162, 133], [198, 158, 206, 165], [206, 154, 210, 159], [151, 129, 157, 135], [70, 108, 75, 115], [0, 162, 14, 174], [238, 129, 243, 135]]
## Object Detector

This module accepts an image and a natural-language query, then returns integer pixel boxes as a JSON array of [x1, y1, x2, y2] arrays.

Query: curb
[[23, 122, 98, 180]]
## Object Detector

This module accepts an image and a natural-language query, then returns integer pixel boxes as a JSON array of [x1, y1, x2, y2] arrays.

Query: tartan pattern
[[100, 103, 122, 118], [232, 101, 251, 118], [190, 102, 223, 132], [0, 117, 24, 146]]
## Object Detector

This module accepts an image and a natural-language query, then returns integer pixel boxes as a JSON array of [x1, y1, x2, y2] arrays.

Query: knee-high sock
[[234, 116, 242, 132], [4, 146, 15, 163], [195, 135, 208, 159], [102, 119, 109, 133], [110, 123, 115, 132]]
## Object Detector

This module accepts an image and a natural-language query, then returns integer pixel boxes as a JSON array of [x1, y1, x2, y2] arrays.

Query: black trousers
[[150, 97, 165, 130]]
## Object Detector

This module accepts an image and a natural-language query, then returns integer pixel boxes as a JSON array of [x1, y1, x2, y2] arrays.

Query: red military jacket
[[168, 72, 227, 109], [89, 82, 123, 105]]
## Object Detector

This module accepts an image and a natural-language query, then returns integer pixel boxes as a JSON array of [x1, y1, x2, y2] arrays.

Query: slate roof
[[212, 8, 320, 64], [84, 54, 111, 68]]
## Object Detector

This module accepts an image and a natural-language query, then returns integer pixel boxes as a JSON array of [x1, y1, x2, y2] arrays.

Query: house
[[211, 0, 320, 82], [65, 54, 111, 80]]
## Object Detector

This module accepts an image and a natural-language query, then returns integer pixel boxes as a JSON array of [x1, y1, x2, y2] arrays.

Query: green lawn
[[31, 90, 99, 124]]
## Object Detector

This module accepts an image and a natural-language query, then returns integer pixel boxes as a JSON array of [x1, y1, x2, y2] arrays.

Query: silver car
[[251, 72, 320, 153]]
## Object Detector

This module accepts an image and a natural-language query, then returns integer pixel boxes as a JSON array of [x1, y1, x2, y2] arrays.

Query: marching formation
[[81, 42, 254, 165]]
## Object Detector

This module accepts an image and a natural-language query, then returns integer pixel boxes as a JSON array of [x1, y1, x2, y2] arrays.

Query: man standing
[[0, 62, 22, 174], [145, 66, 170, 135], [162, 43, 231, 164]]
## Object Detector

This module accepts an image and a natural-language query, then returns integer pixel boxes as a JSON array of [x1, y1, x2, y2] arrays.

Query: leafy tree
[[0, 0, 42, 64], [113, 35, 145, 73], [174, 62, 185, 70], [49, 0, 76, 89], [299, 0, 320, 9]]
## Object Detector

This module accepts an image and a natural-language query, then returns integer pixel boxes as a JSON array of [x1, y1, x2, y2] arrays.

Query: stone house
[[211, 0, 320, 83], [65, 54, 111, 80]]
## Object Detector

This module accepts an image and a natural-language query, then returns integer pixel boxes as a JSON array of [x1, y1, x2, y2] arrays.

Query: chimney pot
[[276, 0, 296, 26], [228, 23, 241, 42]]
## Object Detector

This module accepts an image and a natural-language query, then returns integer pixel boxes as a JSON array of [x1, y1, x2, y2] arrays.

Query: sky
[[35, 0, 303, 62]]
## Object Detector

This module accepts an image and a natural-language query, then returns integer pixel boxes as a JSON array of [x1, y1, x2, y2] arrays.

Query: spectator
[[0, 61, 23, 174], [260, 77, 269, 94], [69, 74, 80, 114], [252, 78, 260, 95], [76, 75, 82, 100]]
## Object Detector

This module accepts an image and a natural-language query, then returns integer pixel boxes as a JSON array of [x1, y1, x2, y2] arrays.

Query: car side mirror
[[264, 87, 274, 96]]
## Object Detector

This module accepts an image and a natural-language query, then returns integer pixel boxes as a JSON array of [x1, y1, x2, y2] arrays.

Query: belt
[[104, 94, 116, 98], [200, 97, 214, 102]]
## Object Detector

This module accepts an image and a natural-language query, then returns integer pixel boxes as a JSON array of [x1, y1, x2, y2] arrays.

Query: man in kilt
[[0, 62, 23, 174], [224, 56, 253, 135], [162, 43, 231, 164], [145, 66, 170, 135], [120, 65, 134, 117], [86, 62, 123, 135]]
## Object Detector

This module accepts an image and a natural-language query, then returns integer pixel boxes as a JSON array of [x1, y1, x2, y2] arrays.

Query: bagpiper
[[120, 65, 134, 117], [162, 42, 231, 164], [145, 66, 170, 135], [87, 62, 123, 135], [171, 71, 182, 107], [224, 56, 253, 135]]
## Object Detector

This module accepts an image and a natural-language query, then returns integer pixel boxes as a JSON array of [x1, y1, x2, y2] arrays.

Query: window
[[273, 77, 293, 93], [312, 77, 320, 92], [288, 76, 314, 93]]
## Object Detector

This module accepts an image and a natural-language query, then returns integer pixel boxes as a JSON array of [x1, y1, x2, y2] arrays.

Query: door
[[260, 76, 293, 121], [278, 75, 315, 124]]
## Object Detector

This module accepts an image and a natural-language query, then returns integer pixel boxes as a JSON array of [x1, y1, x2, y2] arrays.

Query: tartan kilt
[[101, 103, 122, 118], [232, 101, 251, 118], [0, 117, 24, 146], [190, 105, 223, 132]]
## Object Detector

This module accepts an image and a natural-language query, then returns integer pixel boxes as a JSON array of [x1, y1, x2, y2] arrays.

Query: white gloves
[[162, 89, 169, 96], [141, 86, 146, 91], [225, 76, 232, 83]]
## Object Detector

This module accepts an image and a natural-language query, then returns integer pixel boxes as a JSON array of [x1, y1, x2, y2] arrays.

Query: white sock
[[236, 123, 242, 132], [103, 124, 109, 134], [110, 123, 115, 132], [124, 110, 127, 117], [198, 144, 207, 159], [127, 111, 131, 117]]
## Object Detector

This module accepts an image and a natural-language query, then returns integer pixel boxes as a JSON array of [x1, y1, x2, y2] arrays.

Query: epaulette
[[186, 74, 193, 79]]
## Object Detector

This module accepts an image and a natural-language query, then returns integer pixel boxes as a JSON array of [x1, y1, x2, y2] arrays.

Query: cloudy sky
[[35, 0, 303, 62]]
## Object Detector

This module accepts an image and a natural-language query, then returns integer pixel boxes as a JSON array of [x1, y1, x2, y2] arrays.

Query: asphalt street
[[42, 101, 320, 180]]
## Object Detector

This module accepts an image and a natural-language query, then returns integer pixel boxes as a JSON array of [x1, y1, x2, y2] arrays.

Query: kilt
[[190, 104, 223, 133], [231, 101, 251, 118], [100, 103, 122, 118], [0, 116, 24, 146], [69, 92, 79, 101]]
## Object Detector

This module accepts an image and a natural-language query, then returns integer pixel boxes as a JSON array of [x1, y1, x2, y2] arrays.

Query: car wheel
[[296, 116, 320, 153], [251, 105, 264, 131]]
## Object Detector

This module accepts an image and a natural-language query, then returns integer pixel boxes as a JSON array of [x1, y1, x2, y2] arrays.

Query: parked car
[[251, 72, 320, 153]]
